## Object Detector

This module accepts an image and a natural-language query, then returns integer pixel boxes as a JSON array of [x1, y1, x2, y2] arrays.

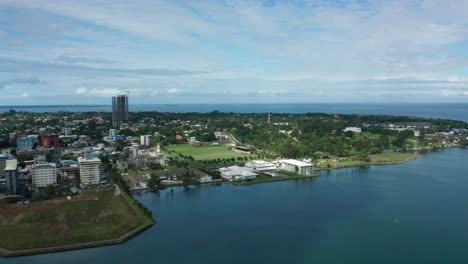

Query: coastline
[[314, 154, 421, 171]]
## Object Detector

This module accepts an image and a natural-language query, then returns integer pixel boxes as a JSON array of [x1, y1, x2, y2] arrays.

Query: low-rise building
[[245, 160, 278, 173], [343, 127, 362, 133], [232, 146, 254, 154], [219, 166, 257, 181], [192, 169, 213, 183], [32, 163, 57, 188], [124, 174, 148, 190], [278, 159, 313, 175]]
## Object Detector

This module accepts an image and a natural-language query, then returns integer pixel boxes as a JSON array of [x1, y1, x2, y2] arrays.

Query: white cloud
[[167, 88, 181, 94], [2, 0, 468, 103]]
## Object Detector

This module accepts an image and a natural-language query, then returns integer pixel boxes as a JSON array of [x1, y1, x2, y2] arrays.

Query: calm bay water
[[2, 148, 468, 263], [0, 103, 467, 122]]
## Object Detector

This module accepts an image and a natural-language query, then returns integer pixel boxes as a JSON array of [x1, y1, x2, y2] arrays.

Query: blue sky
[[1, 0, 468, 104]]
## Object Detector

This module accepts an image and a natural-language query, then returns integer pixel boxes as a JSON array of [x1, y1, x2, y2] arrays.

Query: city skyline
[[1, 0, 468, 104]]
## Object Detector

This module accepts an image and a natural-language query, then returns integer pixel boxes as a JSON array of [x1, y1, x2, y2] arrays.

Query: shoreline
[[314, 154, 421, 171]]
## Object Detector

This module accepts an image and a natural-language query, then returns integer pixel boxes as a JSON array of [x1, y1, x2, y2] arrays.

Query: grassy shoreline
[[0, 191, 155, 258], [314, 152, 420, 171]]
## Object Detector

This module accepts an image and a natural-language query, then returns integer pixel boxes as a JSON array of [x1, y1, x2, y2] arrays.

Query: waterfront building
[[245, 160, 278, 173], [278, 159, 313, 175], [112, 94, 129, 128], [78, 157, 101, 185], [219, 166, 257, 181], [16, 136, 35, 150], [32, 163, 57, 188]]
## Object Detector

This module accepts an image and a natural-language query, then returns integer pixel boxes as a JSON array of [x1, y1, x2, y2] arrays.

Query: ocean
[[0, 103, 467, 122], [3, 148, 468, 264]]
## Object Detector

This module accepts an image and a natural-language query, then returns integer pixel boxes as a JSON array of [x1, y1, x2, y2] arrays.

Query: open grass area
[[315, 152, 419, 170], [0, 190, 150, 251], [167, 144, 251, 160], [369, 152, 419, 163]]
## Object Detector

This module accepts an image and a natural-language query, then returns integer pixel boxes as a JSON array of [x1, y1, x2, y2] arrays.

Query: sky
[[1, 0, 468, 105]]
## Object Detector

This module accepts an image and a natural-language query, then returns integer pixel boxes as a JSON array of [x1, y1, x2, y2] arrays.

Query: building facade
[[32, 163, 57, 188], [17, 136, 35, 150], [4, 159, 18, 195], [140, 135, 152, 146], [279, 159, 313, 175], [112, 95, 129, 128], [245, 160, 278, 173], [41, 135, 60, 148], [78, 157, 101, 185]]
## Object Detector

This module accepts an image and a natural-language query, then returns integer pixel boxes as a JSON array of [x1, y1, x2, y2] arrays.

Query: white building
[[278, 159, 313, 175], [78, 157, 101, 185], [109, 129, 118, 138], [197, 175, 213, 183], [219, 166, 257, 181], [245, 160, 278, 173], [32, 163, 57, 188], [140, 135, 152, 146], [62, 127, 72, 136], [214, 132, 230, 141], [343, 127, 362, 133]]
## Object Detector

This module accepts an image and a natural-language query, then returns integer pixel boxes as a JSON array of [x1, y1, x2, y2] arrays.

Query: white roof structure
[[4, 159, 18, 171], [279, 159, 312, 167], [219, 166, 257, 178]]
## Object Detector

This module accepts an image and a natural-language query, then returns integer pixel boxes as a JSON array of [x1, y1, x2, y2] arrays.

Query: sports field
[[167, 144, 250, 160]]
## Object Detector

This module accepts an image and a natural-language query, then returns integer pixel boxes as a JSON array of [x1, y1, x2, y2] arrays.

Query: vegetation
[[0, 191, 146, 250], [315, 152, 419, 169], [167, 144, 249, 160]]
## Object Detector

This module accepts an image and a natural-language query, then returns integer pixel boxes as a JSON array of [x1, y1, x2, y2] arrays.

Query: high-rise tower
[[112, 94, 129, 128]]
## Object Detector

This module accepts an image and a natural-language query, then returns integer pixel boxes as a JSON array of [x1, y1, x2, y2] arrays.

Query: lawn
[[369, 152, 419, 163], [167, 144, 251, 160], [315, 152, 419, 170], [0, 190, 149, 251]]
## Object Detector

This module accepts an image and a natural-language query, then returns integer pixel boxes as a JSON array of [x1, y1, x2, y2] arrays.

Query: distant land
[[0, 103, 467, 122]]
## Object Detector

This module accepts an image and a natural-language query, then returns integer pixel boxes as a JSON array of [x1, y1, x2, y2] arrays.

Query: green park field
[[167, 144, 251, 160], [0, 190, 152, 252], [315, 152, 419, 170]]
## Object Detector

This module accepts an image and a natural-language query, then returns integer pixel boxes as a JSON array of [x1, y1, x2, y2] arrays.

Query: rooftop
[[280, 159, 312, 167], [4, 159, 18, 171]]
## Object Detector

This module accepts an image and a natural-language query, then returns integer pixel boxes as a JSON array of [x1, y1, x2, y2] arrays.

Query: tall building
[[17, 136, 35, 150], [4, 159, 18, 195], [0, 154, 11, 191], [78, 157, 101, 185], [140, 135, 152, 146], [112, 95, 129, 128], [109, 129, 118, 138], [32, 163, 57, 188]]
